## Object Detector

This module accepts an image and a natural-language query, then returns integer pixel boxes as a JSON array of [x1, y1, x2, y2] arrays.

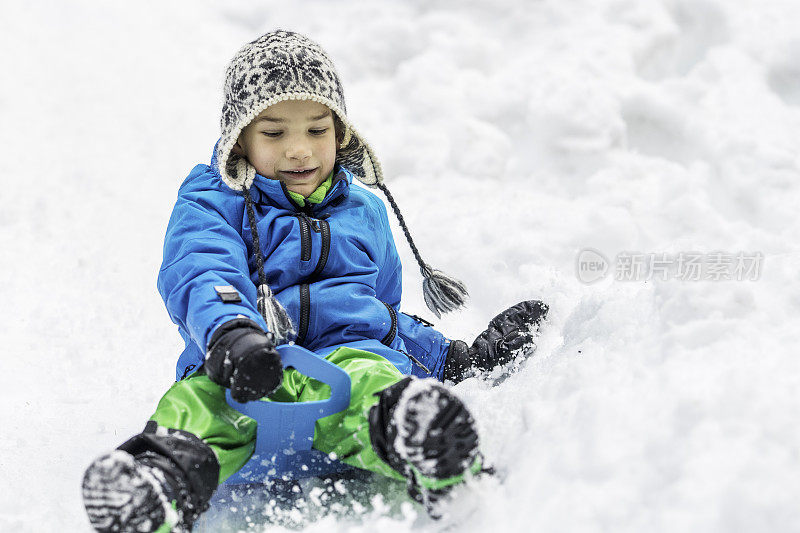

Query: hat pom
[[421, 266, 469, 318], [257, 284, 295, 344]]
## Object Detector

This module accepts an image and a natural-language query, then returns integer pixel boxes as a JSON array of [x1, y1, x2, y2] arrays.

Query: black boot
[[82, 451, 186, 532], [369, 377, 485, 517], [82, 424, 219, 532]]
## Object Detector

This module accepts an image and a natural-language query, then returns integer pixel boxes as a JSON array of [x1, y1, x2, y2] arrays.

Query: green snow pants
[[149, 346, 406, 484]]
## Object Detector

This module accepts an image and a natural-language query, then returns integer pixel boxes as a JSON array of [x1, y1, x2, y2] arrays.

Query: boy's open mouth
[[280, 167, 318, 180]]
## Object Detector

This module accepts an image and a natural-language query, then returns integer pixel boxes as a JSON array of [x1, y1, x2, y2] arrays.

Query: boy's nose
[[285, 142, 312, 161]]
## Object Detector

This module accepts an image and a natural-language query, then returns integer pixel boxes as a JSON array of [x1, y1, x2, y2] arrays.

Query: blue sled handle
[[222, 344, 353, 483], [224, 344, 351, 434]]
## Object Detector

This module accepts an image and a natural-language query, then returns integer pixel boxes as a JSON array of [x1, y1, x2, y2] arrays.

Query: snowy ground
[[2, 0, 800, 531]]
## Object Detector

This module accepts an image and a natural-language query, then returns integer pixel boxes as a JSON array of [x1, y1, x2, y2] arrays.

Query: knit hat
[[217, 30, 379, 190], [218, 31, 468, 339]]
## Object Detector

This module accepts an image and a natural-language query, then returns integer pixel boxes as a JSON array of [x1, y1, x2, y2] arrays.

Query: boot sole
[[82, 451, 172, 533], [393, 379, 480, 479]]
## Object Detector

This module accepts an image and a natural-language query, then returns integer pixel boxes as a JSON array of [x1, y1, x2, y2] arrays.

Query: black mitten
[[444, 300, 548, 383], [205, 318, 283, 402]]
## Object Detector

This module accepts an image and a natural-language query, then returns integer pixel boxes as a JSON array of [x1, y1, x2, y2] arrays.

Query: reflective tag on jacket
[[214, 285, 241, 303]]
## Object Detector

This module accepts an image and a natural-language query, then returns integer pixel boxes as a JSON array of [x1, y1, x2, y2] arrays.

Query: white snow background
[[1, 0, 799, 531]]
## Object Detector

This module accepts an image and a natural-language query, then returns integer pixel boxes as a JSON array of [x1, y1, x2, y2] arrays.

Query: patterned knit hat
[[218, 31, 468, 336], [216, 30, 379, 190]]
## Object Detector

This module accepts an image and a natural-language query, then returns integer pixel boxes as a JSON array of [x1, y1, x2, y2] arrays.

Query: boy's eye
[[309, 128, 328, 135], [261, 131, 282, 138]]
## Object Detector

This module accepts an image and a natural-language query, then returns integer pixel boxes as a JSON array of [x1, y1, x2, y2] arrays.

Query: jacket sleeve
[[397, 312, 451, 380], [157, 177, 267, 354], [373, 195, 451, 381]]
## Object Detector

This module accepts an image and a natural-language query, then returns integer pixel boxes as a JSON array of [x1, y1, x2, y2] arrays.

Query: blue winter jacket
[[158, 149, 451, 382]]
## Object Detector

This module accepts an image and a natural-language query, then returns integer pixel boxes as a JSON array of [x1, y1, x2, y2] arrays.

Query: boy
[[82, 31, 547, 532]]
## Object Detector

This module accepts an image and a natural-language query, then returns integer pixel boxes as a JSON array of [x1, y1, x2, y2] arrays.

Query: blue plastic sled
[[222, 344, 355, 485]]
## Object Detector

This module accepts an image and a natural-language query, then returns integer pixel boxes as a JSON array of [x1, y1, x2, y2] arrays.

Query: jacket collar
[[210, 141, 352, 213], [250, 166, 352, 213]]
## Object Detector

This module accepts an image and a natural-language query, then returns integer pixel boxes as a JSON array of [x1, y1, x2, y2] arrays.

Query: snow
[[2, 0, 800, 531]]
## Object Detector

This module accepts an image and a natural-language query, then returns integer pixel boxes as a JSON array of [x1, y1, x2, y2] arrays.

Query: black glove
[[205, 318, 283, 402], [443, 300, 548, 383]]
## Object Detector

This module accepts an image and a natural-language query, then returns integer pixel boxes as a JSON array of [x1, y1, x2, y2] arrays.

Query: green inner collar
[[286, 171, 334, 207]]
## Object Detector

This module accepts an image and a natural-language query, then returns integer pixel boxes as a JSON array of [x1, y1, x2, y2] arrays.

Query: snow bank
[[1, 0, 799, 531]]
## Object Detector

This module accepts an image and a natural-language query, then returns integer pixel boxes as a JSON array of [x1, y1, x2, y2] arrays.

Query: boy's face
[[235, 99, 337, 197]]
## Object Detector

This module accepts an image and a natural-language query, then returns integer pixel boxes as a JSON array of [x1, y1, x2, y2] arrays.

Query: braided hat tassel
[[257, 283, 295, 344], [421, 266, 469, 319], [376, 183, 468, 318], [244, 185, 295, 343]]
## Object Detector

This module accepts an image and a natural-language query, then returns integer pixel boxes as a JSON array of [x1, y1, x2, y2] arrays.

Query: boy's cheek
[[248, 158, 276, 179]]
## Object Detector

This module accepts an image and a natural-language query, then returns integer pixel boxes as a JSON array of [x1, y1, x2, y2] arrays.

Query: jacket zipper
[[380, 302, 398, 346], [405, 351, 431, 374], [404, 312, 435, 327], [296, 216, 329, 346], [296, 214, 312, 262], [253, 184, 338, 348], [296, 283, 311, 346], [310, 218, 330, 279]]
